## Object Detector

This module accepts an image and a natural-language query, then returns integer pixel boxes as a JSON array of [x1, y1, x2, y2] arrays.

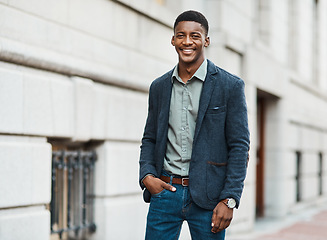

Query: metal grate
[[50, 150, 97, 240]]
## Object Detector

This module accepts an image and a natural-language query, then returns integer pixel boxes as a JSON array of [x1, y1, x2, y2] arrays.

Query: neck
[[178, 58, 205, 83]]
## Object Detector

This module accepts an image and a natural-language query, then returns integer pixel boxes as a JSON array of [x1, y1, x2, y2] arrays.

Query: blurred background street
[[229, 205, 327, 240]]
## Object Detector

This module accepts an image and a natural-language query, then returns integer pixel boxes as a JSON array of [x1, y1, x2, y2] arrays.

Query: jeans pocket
[[151, 189, 167, 198]]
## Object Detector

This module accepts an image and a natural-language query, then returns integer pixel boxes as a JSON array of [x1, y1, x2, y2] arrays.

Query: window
[[50, 150, 97, 240], [318, 152, 323, 196], [257, 0, 271, 44], [295, 151, 302, 202], [313, 0, 319, 84]]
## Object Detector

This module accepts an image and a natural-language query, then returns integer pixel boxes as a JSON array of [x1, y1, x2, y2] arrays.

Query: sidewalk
[[229, 205, 327, 240]]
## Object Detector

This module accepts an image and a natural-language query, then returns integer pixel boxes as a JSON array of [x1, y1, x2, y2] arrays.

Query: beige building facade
[[0, 0, 327, 239]]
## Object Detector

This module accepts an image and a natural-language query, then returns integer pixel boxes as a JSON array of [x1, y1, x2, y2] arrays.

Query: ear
[[204, 36, 210, 47], [171, 36, 175, 46]]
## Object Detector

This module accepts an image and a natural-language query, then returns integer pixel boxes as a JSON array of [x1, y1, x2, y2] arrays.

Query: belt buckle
[[181, 178, 189, 187]]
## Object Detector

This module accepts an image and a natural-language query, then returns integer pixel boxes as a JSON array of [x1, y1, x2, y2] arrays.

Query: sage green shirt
[[163, 59, 207, 176]]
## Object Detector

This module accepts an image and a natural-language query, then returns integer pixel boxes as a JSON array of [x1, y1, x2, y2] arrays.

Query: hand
[[211, 201, 234, 233], [143, 175, 176, 195]]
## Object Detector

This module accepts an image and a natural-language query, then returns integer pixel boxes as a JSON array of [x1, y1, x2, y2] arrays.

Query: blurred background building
[[0, 0, 327, 239]]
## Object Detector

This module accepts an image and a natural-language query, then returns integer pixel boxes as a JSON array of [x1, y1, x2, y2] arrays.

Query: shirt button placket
[[181, 84, 188, 175]]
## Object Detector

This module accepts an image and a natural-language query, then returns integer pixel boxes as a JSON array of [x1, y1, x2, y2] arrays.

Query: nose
[[183, 35, 192, 45]]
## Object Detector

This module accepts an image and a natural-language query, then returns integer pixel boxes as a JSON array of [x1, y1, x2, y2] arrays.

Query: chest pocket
[[206, 105, 226, 114]]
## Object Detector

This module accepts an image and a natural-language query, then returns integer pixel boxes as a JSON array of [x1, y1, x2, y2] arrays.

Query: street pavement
[[228, 204, 327, 240]]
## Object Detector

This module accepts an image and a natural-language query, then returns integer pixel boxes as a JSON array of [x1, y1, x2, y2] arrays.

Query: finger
[[211, 210, 217, 232], [213, 220, 223, 233], [224, 220, 231, 230], [218, 216, 232, 232], [162, 182, 176, 192], [224, 220, 232, 231], [211, 224, 218, 233], [211, 215, 222, 233], [217, 219, 228, 232], [211, 210, 216, 228], [211, 224, 220, 233]]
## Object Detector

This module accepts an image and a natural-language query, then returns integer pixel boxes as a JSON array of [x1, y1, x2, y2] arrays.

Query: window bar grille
[[50, 150, 97, 239], [67, 154, 73, 229], [50, 152, 58, 233], [81, 151, 87, 226]]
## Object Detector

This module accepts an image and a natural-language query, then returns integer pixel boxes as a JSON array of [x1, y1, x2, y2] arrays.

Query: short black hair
[[174, 10, 209, 35]]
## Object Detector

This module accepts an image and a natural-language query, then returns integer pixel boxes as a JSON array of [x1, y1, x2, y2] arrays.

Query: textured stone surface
[[0, 206, 50, 240], [0, 65, 24, 134], [72, 76, 94, 141], [93, 195, 147, 240], [0, 137, 51, 208], [94, 141, 141, 197]]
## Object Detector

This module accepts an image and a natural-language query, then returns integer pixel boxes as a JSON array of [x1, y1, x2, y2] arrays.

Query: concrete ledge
[[113, 0, 178, 28], [0, 37, 149, 92], [73, 77, 94, 141]]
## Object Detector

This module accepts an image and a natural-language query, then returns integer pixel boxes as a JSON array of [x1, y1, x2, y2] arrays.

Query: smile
[[181, 49, 194, 54]]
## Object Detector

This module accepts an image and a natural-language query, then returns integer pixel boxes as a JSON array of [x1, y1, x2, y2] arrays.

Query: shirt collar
[[171, 59, 207, 83]]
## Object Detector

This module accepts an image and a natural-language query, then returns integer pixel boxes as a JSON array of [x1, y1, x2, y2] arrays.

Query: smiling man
[[139, 10, 250, 240]]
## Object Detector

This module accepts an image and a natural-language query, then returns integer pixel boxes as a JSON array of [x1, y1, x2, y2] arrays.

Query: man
[[139, 10, 250, 240]]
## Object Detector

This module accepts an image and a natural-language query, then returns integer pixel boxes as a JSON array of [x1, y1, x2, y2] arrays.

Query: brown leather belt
[[160, 175, 189, 186]]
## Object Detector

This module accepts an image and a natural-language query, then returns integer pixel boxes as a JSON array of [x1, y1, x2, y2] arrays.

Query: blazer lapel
[[157, 72, 173, 145], [193, 61, 217, 143]]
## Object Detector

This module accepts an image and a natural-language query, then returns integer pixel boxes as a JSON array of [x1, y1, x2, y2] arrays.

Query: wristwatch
[[221, 198, 236, 209]]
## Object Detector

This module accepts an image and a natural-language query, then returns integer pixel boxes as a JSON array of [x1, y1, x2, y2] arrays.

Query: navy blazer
[[139, 60, 250, 210]]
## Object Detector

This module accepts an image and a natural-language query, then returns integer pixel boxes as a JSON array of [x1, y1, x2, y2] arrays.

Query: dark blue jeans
[[145, 174, 225, 240]]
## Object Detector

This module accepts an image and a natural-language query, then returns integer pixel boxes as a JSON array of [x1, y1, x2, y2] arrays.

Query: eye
[[192, 34, 201, 39], [176, 34, 184, 39]]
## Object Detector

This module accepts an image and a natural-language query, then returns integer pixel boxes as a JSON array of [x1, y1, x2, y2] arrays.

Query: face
[[172, 21, 210, 66]]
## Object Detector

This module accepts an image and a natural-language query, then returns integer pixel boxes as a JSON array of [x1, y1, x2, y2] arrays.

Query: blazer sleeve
[[219, 78, 250, 208], [139, 82, 159, 189]]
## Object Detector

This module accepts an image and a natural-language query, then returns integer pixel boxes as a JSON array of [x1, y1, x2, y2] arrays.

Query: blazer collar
[[171, 59, 208, 83]]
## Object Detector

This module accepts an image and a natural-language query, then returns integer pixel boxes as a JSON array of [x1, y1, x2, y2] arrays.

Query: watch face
[[228, 198, 236, 208]]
